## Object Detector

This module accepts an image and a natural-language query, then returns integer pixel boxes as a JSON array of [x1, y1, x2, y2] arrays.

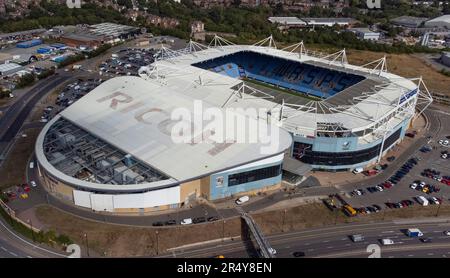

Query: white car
[[419, 181, 426, 187], [268, 247, 277, 255], [410, 183, 418, 190], [381, 238, 395, 246], [444, 231, 450, 236], [180, 218, 192, 225], [430, 197, 440, 205], [442, 153, 448, 159], [30, 181, 37, 187], [375, 185, 384, 192], [236, 195, 249, 205]]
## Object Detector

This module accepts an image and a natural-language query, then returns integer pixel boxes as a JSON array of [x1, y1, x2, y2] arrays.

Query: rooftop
[[56, 76, 292, 183]]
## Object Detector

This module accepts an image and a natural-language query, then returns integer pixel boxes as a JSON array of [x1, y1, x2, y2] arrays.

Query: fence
[[0, 198, 40, 233]]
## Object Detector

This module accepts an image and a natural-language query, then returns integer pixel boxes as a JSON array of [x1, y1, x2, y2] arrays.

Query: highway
[[161, 220, 450, 258]]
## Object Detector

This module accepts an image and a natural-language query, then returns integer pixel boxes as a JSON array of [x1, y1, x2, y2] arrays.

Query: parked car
[[30, 181, 37, 187], [193, 217, 206, 224], [236, 195, 249, 205], [207, 216, 219, 222], [181, 218, 193, 225], [152, 221, 164, 227], [293, 251, 306, 257]]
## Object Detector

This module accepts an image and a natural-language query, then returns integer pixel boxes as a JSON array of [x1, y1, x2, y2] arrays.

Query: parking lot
[[340, 112, 450, 216], [39, 78, 105, 123], [99, 48, 155, 77]]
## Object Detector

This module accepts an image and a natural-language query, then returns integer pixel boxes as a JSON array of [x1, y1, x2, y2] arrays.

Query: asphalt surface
[[160, 220, 450, 258], [0, 74, 71, 157], [13, 108, 446, 228]]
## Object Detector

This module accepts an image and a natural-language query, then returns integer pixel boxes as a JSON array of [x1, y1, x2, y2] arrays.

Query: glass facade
[[228, 165, 282, 187], [293, 128, 402, 166]]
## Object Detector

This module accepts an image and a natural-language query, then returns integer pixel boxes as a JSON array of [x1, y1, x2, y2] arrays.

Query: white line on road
[[408, 254, 414, 257], [322, 240, 330, 243], [382, 231, 395, 234], [326, 246, 333, 249], [0, 247, 7, 251], [9, 252, 18, 257], [428, 253, 434, 256]]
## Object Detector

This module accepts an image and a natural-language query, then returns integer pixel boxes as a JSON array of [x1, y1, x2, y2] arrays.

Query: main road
[[160, 220, 450, 258]]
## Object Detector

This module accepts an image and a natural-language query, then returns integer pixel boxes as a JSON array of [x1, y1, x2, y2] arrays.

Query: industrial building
[[0, 62, 23, 76], [36, 36, 432, 213], [268, 17, 356, 29], [89, 23, 140, 40], [391, 16, 428, 28], [424, 14, 450, 29], [349, 28, 381, 41], [60, 33, 103, 49]]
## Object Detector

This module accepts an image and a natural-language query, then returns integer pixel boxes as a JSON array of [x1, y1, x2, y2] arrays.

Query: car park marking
[[382, 231, 394, 233], [0, 246, 7, 251]]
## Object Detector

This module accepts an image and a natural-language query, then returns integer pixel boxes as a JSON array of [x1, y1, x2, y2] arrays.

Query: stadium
[[35, 35, 433, 213]]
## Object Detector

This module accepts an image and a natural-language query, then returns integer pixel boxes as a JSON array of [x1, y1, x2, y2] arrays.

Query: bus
[[343, 205, 357, 216]]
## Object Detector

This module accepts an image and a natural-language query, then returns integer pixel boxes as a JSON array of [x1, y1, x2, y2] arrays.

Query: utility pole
[[155, 230, 159, 256], [436, 195, 444, 217], [84, 233, 90, 257], [27, 219, 35, 242]]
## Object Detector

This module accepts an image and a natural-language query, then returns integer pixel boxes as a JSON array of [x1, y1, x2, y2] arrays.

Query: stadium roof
[[145, 44, 417, 138], [58, 76, 292, 183]]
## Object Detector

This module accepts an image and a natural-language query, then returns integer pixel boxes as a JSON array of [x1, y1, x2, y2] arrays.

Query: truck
[[350, 234, 364, 242], [406, 228, 423, 237], [416, 196, 429, 206]]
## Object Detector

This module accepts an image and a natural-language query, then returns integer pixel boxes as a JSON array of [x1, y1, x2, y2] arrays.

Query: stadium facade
[[35, 36, 433, 213]]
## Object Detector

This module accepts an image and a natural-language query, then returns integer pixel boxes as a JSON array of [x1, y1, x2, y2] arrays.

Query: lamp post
[[436, 195, 444, 217], [27, 219, 35, 242], [155, 230, 159, 256], [84, 233, 90, 257]]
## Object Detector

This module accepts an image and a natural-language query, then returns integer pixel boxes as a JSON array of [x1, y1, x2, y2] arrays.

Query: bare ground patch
[[0, 128, 41, 189], [35, 205, 241, 257]]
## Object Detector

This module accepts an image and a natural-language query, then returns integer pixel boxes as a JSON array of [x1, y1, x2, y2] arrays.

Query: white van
[[29, 162, 34, 169], [416, 196, 429, 206], [381, 238, 394, 245], [352, 167, 364, 174], [236, 195, 250, 205]]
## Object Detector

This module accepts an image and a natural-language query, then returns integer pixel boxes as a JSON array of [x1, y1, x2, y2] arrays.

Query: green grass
[[242, 77, 322, 101]]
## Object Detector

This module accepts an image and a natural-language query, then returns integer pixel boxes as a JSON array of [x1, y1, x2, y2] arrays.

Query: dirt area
[[0, 128, 40, 190], [35, 205, 241, 257], [34, 199, 450, 257], [345, 49, 450, 95], [253, 202, 450, 236]]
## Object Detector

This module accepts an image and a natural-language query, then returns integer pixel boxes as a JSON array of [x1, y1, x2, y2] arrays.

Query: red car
[[22, 184, 31, 192], [383, 182, 393, 189]]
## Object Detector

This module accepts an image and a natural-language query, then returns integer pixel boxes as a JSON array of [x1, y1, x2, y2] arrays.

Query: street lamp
[[27, 219, 35, 242], [155, 230, 159, 256], [84, 233, 90, 257], [436, 195, 444, 217]]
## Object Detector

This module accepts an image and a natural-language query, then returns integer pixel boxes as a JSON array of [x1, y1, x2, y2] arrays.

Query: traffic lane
[[317, 242, 450, 258], [0, 237, 30, 258], [0, 76, 70, 142], [273, 227, 450, 258], [159, 221, 450, 258]]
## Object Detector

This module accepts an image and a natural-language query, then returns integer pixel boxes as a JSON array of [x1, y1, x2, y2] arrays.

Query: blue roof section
[[16, 39, 43, 48]]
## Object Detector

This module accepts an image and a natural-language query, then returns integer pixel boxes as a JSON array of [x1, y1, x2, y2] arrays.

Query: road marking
[[407, 254, 414, 257], [26, 256, 32, 258], [9, 252, 18, 257], [304, 243, 310, 246], [326, 246, 333, 249], [382, 231, 394, 233], [428, 253, 434, 256], [0, 247, 7, 251], [341, 238, 347, 241], [322, 240, 330, 243], [307, 249, 315, 252]]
